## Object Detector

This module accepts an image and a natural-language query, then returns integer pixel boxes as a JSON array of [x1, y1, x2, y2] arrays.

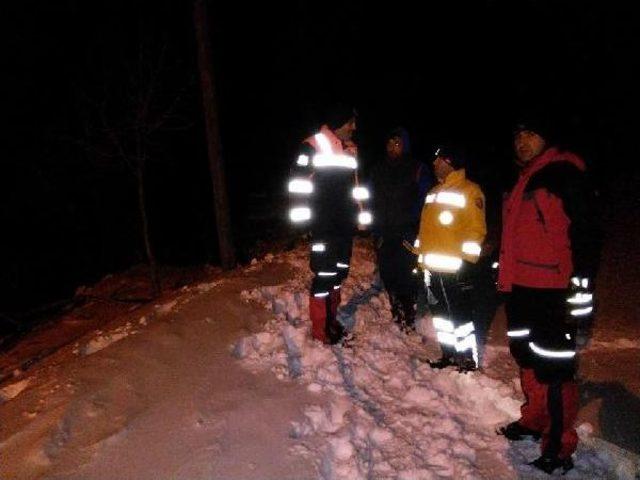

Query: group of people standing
[[286, 105, 598, 474]]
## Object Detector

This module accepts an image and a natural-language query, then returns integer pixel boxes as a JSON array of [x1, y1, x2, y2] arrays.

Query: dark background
[[2, 0, 638, 316]]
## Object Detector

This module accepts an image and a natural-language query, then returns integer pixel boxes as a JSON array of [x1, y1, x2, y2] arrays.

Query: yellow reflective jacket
[[416, 169, 487, 273]]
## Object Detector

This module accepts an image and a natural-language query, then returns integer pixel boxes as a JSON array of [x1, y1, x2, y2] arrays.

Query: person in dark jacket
[[287, 105, 372, 345], [497, 116, 600, 474], [371, 127, 433, 330]]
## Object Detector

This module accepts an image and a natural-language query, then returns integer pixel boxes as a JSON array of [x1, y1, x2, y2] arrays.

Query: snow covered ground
[[1, 239, 639, 479], [234, 240, 639, 480]]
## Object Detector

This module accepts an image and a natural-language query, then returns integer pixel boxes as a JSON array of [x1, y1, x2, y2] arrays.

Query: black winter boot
[[497, 421, 541, 441], [428, 356, 456, 369], [529, 454, 574, 474], [456, 356, 477, 373]]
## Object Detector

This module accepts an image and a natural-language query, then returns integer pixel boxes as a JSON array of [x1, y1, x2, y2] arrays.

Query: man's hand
[[567, 276, 594, 318], [568, 275, 595, 348]]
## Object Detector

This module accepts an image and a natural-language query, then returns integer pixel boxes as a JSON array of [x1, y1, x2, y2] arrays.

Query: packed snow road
[[0, 239, 638, 479]]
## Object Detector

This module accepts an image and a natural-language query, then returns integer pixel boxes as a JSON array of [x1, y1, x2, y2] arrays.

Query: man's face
[[335, 117, 356, 142], [386, 136, 403, 159], [433, 155, 454, 182], [514, 130, 546, 167]]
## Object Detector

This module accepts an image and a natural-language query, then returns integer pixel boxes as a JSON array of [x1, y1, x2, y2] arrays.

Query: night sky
[[3, 0, 638, 315]]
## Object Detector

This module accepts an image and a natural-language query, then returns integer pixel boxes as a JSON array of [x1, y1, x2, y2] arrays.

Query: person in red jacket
[[497, 117, 599, 474]]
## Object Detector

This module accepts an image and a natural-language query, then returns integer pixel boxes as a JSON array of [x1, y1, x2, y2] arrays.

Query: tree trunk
[[136, 164, 161, 297], [193, 0, 236, 270]]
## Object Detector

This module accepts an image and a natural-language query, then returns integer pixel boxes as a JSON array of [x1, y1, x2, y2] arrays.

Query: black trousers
[[309, 234, 353, 295], [505, 285, 579, 459], [429, 269, 476, 362], [378, 234, 421, 325], [505, 285, 577, 383]]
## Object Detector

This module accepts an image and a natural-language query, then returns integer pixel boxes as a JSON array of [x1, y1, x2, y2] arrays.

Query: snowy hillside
[[0, 239, 638, 479]]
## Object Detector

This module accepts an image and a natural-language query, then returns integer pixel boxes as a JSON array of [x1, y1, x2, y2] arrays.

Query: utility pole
[[194, 0, 236, 269]]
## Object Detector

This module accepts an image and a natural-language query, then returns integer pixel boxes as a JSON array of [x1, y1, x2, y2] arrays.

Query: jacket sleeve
[[416, 202, 429, 259], [353, 168, 373, 228], [460, 186, 487, 263], [287, 143, 316, 225], [369, 164, 383, 236], [527, 162, 600, 279]]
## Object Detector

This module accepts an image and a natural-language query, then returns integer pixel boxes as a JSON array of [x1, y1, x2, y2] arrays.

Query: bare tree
[[73, 38, 192, 298], [193, 0, 236, 270]]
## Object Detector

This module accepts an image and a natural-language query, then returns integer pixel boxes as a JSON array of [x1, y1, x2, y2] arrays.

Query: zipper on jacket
[[532, 194, 548, 233]]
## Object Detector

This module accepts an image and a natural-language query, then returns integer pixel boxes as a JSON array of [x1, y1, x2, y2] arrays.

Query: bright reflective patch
[[289, 207, 311, 222], [312, 154, 358, 169], [462, 241, 481, 256], [352, 186, 370, 200], [296, 154, 309, 166], [455, 333, 477, 352], [314, 291, 329, 298], [571, 276, 590, 289], [570, 306, 593, 317], [529, 342, 576, 359], [437, 331, 457, 347], [336, 262, 349, 269], [439, 210, 454, 225], [456, 334, 478, 365], [413, 239, 420, 248], [314, 133, 332, 153], [492, 262, 499, 269], [436, 191, 466, 208], [318, 271, 337, 277], [455, 322, 475, 338], [358, 211, 373, 225], [423, 253, 462, 272], [433, 316, 454, 333], [567, 292, 593, 304], [288, 178, 313, 194], [311, 243, 326, 252], [507, 329, 530, 338], [425, 194, 436, 204]]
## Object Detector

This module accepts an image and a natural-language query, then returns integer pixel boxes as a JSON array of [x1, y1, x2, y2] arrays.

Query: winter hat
[[513, 111, 557, 144], [435, 144, 467, 170]]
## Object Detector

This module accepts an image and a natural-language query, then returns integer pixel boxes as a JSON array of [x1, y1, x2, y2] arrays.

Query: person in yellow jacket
[[416, 145, 487, 372]]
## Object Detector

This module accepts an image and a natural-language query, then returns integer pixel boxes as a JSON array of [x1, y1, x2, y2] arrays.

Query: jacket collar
[[440, 168, 466, 188]]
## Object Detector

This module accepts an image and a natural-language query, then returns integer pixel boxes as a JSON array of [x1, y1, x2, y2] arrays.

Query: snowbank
[[235, 240, 633, 479]]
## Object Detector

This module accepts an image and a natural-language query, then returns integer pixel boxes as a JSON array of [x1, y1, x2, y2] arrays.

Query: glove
[[567, 276, 595, 348], [567, 276, 594, 317]]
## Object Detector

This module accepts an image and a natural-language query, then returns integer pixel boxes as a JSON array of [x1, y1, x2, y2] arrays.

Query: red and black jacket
[[498, 147, 599, 292]]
